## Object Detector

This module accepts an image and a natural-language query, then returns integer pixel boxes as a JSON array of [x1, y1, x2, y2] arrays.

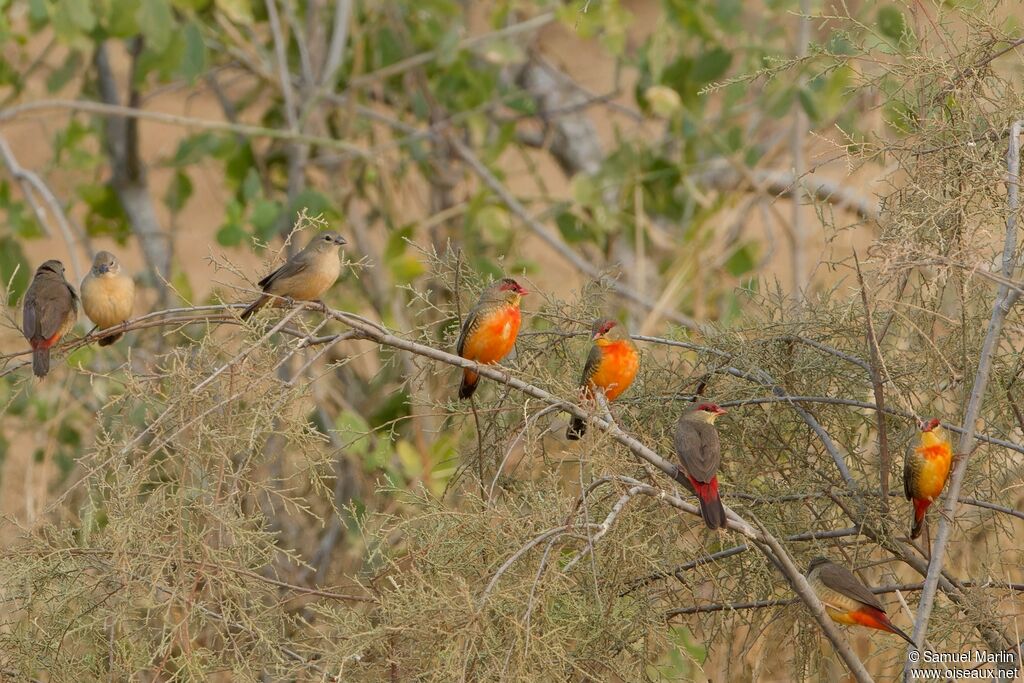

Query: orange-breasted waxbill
[[22, 259, 79, 378], [674, 403, 728, 529], [806, 556, 914, 645], [566, 318, 640, 440], [904, 417, 953, 540], [455, 278, 527, 399]]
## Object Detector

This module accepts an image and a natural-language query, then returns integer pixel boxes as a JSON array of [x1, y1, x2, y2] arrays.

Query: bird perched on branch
[[81, 251, 135, 346], [674, 403, 728, 529], [241, 231, 347, 320], [22, 260, 79, 378], [455, 278, 527, 399], [904, 417, 952, 540], [806, 556, 914, 644], [566, 318, 639, 440]]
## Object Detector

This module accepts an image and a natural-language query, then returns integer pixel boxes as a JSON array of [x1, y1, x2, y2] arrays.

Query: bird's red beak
[[715, 406, 728, 416]]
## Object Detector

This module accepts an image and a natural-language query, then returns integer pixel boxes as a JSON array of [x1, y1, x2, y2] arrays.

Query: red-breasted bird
[[674, 403, 728, 529], [22, 260, 79, 378], [806, 556, 914, 645], [904, 417, 953, 540], [455, 278, 527, 399], [566, 319, 640, 440]]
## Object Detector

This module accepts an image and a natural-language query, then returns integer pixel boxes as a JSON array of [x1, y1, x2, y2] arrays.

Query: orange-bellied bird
[[566, 319, 640, 440], [455, 278, 527, 399], [674, 403, 728, 529], [22, 260, 79, 378], [904, 417, 953, 540], [806, 556, 915, 645]]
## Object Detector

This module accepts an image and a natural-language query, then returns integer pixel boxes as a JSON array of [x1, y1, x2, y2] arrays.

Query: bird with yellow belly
[[904, 417, 953, 539]]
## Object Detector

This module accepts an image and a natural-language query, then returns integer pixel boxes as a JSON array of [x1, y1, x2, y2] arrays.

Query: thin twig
[[855, 252, 891, 509]]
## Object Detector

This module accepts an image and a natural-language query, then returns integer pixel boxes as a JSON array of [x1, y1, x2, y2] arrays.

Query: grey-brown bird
[[455, 278, 527, 399], [241, 231, 347, 320], [22, 259, 79, 378], [674, 403, 728, 529], [81, 251, 135, 346], [806, 557, 914, 644]]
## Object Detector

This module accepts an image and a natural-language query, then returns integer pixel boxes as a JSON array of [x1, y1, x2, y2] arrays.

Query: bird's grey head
[[309, 231, 347, 251], [38, 260, 65, 276], [91, 251, 120, 276], [807, 556, 830, 572]]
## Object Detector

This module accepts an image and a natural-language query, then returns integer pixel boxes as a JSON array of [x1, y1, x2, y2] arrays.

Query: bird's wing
[[22, 285, 38, 338], [35, 278, 75, 338], [258, 254, 310, 291], [818, 562, 885, 611], [578, 344, 603, 388], [456, 304, 482, 357], [903, 441, 913, 500], [674, 420, 719, 482]]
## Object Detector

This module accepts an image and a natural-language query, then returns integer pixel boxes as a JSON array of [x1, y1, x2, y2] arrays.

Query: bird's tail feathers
[[459, 370, 479, 400]]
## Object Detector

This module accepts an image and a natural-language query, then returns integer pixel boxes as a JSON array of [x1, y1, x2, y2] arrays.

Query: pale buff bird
[[81, 251, 136, 346], [241, 231, 347, 320]]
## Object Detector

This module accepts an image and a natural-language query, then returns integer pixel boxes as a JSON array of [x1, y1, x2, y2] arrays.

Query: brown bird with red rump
[[566, 318, 640, 440], [904, 417, 953, 540], [455, 278, 527, 399], [22, 260, 79, 378], [674, 403, 728, 529], [806, 556, 914, 645]]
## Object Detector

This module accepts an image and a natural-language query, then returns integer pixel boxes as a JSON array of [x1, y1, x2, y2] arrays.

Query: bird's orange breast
[[589, 341, 639, 401], [912, 438, 952, 501], [461, 305, 521, 365]]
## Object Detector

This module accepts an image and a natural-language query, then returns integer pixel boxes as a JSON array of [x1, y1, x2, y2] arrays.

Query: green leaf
[[724, 243, 757, 276], [287, 189, 336, 222], [105, 0, 140, 37], [555, 208, 593, 244], [241, 167, 261, 202], [250, 199, 281, 241], [52, 0, 96, 42], [173, 132, 221, 165], [335, 411, 371, 458], [164, 170, 193, 213], [215, 0, 253, 23], [877, 6, 907, 42], [0, 235, 31, 304], [180, 22, 207, 83], [436, 26, 461, 66], [797, 88, 821, 123], [369, 390, 410, 430], [692, 46, 732, 85], [46, 50, 82, 93], [216, 220, 247, 247], [136, 0, 174, 53], [171, 267, 194, 304]]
